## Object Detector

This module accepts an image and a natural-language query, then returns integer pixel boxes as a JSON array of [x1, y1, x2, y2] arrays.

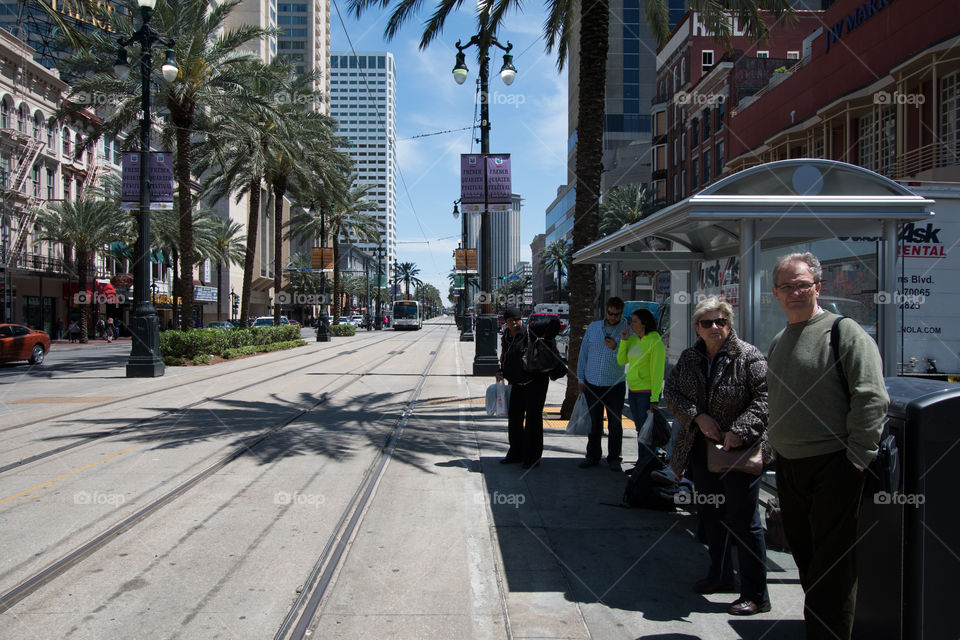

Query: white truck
[[895, 182, 960, 377]]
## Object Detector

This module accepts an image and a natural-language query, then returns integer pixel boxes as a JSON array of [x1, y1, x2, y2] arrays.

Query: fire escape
[[5, 129, 46, 268]]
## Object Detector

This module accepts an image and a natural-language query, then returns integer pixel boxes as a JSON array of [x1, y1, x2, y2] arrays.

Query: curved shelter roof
[[573, 159, 937, 375]]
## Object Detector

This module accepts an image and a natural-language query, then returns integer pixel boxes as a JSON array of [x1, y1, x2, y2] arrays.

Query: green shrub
[[221, 339, 306, 360], [192, 354, 211, 365], [329, 324, 356, 337], [163, 355, 186, 367], [160, 325, 302, 358]]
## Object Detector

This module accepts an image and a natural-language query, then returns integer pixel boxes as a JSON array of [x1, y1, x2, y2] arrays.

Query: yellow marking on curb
[[542, 405, 638, 431], [0, 444, 142, 506]]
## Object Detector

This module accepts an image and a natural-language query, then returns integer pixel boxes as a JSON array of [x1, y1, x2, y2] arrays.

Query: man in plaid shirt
[[577, 297, 628, 471]]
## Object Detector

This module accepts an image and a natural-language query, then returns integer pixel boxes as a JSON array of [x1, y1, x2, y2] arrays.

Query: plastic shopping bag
[[637, 410, 655, 445], [486, 382, 510, 417], [565, 394, 591, 435]]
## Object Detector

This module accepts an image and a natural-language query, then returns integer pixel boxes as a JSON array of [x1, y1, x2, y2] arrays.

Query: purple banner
[[485, 154, 511, 204], [460, 154, 484, 204], [121, 152, 175, 210]]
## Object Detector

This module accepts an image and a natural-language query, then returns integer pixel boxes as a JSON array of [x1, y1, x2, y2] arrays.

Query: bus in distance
[[393, 300, 422, 330]]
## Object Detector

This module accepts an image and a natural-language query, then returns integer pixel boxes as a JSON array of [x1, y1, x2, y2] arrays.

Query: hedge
[[221, 339, 307, 359], [329, 324, 356, 337], [159, 325, 301, 359]]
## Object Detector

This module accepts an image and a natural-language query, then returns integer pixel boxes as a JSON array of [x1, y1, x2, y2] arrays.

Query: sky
[[328, 1, 569, 301]]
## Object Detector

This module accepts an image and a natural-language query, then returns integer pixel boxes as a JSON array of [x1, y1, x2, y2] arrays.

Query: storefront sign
[[825, 0, 894, 53], [194, 285, 218, 302]]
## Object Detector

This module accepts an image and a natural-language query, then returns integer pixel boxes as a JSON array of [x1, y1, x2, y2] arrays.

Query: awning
[[62, 281, 122, 304], [573, 159, 937, 375]]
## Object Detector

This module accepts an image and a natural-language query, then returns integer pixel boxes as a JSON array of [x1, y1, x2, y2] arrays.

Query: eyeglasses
[[775, 281, 817, 294], [606, 310, 622, 316], [698, 317, 728, 329]]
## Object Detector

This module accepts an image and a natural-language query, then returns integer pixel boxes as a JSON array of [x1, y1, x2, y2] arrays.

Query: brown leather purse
[[706, 439, 763, 475]]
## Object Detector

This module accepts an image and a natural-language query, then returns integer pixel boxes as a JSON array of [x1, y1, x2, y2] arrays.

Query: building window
[[32, 166, 41, 196], [814, 135, 824, 159], [47, 169, 55, 199], [0, 100, 7, 128], [858, 107, 895, 174], [756, 50, 769, 58], [940, 71, 960, 167], [18, 105, 27, 132], [63, 177, 71, 200], [690, 119, 699, 148], [63, 127, 71, 156], [680, 170, 686, 198], [691, 157, 699, 189], [702, 50, 714, 72], [716, 141, 724, 177], [703, 150, 711, 185], [716, 100, 725, 130], [33, 113, 43, 140], [787, 51, 800, 60], [703, 107, 711, 140], [47, 118, 55, 147], [681, 133, 686, 161]]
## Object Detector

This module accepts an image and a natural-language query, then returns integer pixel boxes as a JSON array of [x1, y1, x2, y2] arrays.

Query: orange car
[[0, 324, 51, 365]]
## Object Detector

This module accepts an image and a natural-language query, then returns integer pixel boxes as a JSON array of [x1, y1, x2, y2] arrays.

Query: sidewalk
[[464, 340, 806, 639], [50, 337, 132, 350]]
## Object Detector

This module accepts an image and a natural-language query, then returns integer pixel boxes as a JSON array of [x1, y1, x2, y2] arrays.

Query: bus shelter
[[573, 159, 936, 375]]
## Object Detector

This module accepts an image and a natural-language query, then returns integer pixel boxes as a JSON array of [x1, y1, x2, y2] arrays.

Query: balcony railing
[[4, 252, 69, 274], [890, 142, 960, 180]]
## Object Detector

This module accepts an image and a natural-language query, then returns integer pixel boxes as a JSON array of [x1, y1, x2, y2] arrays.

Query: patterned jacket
[[662, 329, 771, 476]]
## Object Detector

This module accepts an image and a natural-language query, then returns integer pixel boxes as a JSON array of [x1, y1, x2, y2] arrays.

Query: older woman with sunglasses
[[661, 296, 772, 617]]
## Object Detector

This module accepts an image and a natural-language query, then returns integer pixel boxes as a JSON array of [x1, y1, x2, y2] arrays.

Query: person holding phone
[[617, 308, 666, 456], [576, 297, 628, 471]]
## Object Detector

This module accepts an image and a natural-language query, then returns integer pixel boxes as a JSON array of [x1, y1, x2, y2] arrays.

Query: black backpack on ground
[[622, 447, 682, 511]]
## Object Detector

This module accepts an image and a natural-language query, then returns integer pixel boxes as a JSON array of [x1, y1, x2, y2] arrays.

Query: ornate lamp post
[[116, 0, 177, 377], [453, 26, 516, 375], [375, 245, 384, 330]]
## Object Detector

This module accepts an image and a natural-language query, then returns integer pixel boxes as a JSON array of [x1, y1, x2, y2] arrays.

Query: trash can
[[854, 377, 960, 639]]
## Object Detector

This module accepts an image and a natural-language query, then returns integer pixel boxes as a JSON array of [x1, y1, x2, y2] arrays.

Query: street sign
[[453, 275, 465, 290], [311, 247, 334, 270]]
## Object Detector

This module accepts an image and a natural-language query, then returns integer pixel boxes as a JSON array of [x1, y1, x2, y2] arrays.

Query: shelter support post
[[739, 219, 758, 345], [881, 220, 899, 376]]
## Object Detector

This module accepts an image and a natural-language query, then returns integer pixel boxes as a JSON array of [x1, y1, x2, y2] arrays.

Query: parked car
[[252, 316, 289, 327], [337, 316, 356, 326], [0, 323, 51, 365], [288, 320, 301, 327], [206, 321, 235, 329]]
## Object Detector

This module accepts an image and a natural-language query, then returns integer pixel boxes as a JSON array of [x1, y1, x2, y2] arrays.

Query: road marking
[[0, 444, 141, 506], [8, 397, 121, 404]]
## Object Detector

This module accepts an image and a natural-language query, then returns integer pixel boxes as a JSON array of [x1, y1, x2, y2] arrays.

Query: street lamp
[[118, 0, 177, 377], [375, 245, 384, 330], [453, 27, 516, 375], [230, 288, 239, 323]]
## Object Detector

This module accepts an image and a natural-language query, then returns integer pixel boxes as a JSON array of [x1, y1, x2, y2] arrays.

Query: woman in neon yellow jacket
[[617, 308, 666, 435]]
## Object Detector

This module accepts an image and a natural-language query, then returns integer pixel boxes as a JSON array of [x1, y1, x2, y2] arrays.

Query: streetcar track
[[0, 326, 441, 435], [277, 326, 449, 640], [0, 328, 442, 475], [0, 326, 445, 615]]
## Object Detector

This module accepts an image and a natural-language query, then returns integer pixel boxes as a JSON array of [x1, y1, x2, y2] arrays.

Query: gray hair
[[692, 296, 734, 324], [773, 252, 822, 285]]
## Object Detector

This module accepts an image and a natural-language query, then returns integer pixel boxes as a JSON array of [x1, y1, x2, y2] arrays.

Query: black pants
[[506, 376, 549, 465], [776, 450, 865, 640], [687, 435, 768, 603], [583, 381, 625, 463]]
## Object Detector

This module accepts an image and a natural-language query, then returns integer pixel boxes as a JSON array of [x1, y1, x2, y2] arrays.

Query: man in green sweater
[[767, 252, 889, 640]]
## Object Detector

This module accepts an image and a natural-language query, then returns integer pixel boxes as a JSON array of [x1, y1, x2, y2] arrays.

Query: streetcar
[[392, 300, 423, 330]]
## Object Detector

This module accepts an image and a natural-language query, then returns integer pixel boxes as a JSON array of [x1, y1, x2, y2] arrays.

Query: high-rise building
[[276, 0, 330, 111], [329, 51, 397, 272], [466, 193, 522, 284]]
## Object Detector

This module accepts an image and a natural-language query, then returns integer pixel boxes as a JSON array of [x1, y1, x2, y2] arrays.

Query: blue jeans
[[628, 390, 652, 455], [584, 381, 625, 463]]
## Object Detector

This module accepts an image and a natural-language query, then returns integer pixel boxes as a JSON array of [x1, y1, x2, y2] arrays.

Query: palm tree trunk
[[173, 108, 196, 330], [240, 177, 262, 328], [273, 181, 285, 324], [563, 0, 609, 418], [332, 235, 342, 320], [217, 260, 224, 322], [77, 252, 89, 343], [170, 248, 180, 331]]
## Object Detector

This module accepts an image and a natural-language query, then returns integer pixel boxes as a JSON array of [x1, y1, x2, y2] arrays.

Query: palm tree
[[58, 0, 272, 329], [287, 176, 382, 320], [151, 204, 219, 328], [396, 262, 423, 300], [208, 218, 246, 321], [34, 199, 133, 343], [599, 183, 660, 238], [540, 240, 571, 303]]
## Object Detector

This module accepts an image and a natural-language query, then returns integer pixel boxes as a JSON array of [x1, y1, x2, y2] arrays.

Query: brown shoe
[[728, 599, 771, 616]]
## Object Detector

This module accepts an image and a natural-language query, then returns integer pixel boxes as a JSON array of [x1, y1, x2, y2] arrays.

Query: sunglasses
[[606, 310, 622, 316], [698, 317, 728, 329]]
